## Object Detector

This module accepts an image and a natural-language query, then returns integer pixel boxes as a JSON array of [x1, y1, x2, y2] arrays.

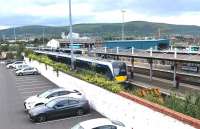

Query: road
[[0, 64, 102, 129]]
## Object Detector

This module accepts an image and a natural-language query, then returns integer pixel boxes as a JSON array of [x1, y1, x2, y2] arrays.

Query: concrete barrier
[[26, 58, 196, 129]]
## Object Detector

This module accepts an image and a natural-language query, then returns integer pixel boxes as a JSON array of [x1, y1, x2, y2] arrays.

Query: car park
[[6, 61, 25, 69], [28, 97, 90, 122], [70, 118, 129, 129], [0, 64, 103, 129], [24, 88, 84, 111], [16, 67, 39, 76]]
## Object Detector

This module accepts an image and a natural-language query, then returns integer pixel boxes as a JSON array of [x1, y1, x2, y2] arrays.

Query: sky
[[1, 0, 200, 29]]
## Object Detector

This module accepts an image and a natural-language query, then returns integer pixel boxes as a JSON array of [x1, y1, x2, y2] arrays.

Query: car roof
[[46, 88, 65, 93], [49, 96, 81, 103], [45, 88, 79, 95], [80, 118, 114, 129]]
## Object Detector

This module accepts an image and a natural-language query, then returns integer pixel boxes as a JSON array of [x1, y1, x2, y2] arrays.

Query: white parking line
[[16, 83, 52, 88], [16, 79, 50, 84], [20, 90, 48, 95], [35, 114, 95, 125], [16, 76, 43, 81], [17, 86, 52, 91], [16, 80, 50, 85], [16, 79, 46, 83]]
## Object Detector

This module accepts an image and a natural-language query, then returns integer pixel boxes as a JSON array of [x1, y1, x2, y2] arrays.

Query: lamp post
[[69, 0, 74, 69], [42, 27, 45, 45], [13, 26, 16, 42], [121, 10, 126, 40]]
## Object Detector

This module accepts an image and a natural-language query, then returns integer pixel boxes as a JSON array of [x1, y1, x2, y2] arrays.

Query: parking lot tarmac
[[0, 65, 103, 129]]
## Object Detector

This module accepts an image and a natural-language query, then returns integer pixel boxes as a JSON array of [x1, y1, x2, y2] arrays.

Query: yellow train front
[[111, 61, 128, 83]]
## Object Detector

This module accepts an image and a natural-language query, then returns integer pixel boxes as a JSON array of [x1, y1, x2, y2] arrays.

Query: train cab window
[[112, 62, 127, 76]]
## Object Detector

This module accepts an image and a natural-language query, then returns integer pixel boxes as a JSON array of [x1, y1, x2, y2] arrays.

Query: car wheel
[[37, 115, 46, 123], [33, 71, 38, 75], [19, 73, 23, 76], [77, 109, 84, 116], [9, 66, 12, 69]]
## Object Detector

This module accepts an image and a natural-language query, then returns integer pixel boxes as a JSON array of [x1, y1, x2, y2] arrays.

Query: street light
[[121, 10, 126, 40], [13, 26, 16, 42], [42, 27, 45, 45], [69, 0, 74, 69]]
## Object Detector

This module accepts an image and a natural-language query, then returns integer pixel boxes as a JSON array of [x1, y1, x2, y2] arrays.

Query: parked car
[[24, 88, 84, 111], [28, 97, 90, 122], [14, 64, 30, 71], [16, 67, 39, 76], [5, 60, 15, 65], [71, 118, 129, 129], [5, 59, 23, 65], [6, 61, 25, 69]]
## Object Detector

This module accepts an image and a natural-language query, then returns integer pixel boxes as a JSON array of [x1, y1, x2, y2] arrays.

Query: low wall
[[26, 58, 196, 129]]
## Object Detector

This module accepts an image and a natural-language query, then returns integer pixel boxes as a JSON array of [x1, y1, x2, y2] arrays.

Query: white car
[[6, 61, 25, 69], [71, 118, 131, 129], [14, 64, 30, 71], [24, 88, 84, 111], [16, 67, 39, 76]]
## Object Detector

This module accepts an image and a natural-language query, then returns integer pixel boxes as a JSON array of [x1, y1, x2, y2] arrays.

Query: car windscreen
[[46, 100, 57, 108], [70, 124, 84, 129], [38, 90, 53, 98]]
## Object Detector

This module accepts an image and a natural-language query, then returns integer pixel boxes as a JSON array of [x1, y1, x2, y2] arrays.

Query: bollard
[[116, 47, 119, 54], [174, 48, 177, 58], [132, 47, 134, 55], [104, 47, 107, 53], [150, 47, 153, 57]]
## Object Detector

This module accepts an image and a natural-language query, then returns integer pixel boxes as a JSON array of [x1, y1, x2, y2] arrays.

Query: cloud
[[1, 0, 200, 27]]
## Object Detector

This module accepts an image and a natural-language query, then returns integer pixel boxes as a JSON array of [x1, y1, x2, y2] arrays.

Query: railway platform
[[128, 73, 200, 98]]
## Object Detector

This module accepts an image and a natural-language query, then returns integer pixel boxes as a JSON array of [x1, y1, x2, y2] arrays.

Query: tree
[[16, 43, 25, 59]]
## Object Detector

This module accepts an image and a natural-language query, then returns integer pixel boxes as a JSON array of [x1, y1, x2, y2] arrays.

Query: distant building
[[46, 32, 103, 49], [46, 39, 60, 48], [104, 39, 170, 50]]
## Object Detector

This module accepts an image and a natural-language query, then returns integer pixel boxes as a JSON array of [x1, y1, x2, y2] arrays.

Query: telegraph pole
[[69, 0, 74, 69]]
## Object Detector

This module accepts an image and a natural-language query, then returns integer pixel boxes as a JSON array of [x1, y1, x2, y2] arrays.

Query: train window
[[95, 64, 113, 79]]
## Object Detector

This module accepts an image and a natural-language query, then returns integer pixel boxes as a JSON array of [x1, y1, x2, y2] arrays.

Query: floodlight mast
[[121, 10, 126, 40], [69, 0, 74, 69]]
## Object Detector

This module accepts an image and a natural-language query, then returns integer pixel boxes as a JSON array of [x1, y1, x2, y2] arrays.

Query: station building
[[104, 39, 170, 50], [46, 32, 103, 49]]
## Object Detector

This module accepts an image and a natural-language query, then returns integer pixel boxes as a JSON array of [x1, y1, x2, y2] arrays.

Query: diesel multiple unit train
[[34, 49, 127, 82]]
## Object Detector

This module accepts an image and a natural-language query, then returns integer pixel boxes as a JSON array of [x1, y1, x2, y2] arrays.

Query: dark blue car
[[28, 97, 90, 122]]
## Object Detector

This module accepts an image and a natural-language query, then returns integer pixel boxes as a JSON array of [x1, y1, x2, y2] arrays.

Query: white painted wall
[[25, 58, 195, 129]]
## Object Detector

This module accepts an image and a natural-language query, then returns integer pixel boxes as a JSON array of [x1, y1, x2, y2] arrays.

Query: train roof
[[34, 50, 125, 66]]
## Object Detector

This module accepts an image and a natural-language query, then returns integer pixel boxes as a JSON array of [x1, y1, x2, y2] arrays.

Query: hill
[[1, 21, 200, 40]]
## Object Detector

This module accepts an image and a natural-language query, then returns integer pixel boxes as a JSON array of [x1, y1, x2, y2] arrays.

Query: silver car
[[16, 67, 39, 76]]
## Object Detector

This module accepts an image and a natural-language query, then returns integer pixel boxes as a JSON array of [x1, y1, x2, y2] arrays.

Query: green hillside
[[1, 21, 200, 40]]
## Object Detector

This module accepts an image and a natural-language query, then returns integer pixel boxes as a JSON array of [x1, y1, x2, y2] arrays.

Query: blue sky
[[1, 0, 200, 29]]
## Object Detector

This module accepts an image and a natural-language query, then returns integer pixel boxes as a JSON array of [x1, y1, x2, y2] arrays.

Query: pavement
[[0, 64, 103, 129]]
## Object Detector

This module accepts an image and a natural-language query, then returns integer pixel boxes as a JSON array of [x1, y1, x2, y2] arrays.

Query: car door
[[28, 68, 34, 74], [65, 99, 80, 116], [49, 100, 69, 119], [22, 68, 29, 75]]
